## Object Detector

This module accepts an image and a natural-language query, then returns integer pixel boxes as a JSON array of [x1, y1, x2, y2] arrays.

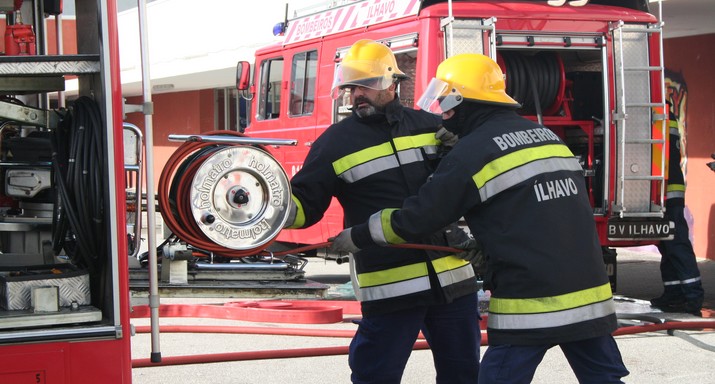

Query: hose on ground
[[131, 315, 715, 368]]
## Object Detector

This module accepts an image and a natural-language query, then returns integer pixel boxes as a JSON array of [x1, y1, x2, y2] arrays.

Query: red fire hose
[[131, 299, 715, 368], [132, 341, 432, 368]]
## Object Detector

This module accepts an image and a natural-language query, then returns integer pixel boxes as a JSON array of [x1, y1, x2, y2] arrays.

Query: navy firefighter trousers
[[349, 292, 480, 384]]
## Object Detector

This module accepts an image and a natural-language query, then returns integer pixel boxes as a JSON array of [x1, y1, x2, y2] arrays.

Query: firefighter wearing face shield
[[284, 40, 481, 383], [331, 53, 630, 383]]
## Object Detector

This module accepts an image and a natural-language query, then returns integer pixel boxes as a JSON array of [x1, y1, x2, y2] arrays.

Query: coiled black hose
[[500, 51, 562, 117], [51, 96, 107, 274]]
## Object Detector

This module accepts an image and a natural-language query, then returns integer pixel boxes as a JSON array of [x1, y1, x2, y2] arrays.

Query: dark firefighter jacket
[[287, 97, 477, 316], [350, 105, 617, 345], [666, 119, 685, 207]]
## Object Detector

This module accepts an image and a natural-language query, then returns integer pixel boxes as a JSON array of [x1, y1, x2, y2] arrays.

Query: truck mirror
[[236, 61, 251, 91]]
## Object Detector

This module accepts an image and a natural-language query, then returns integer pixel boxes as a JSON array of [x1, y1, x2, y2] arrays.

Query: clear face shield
[[330, 61, 395, 100], [416, 78, 464, 115]]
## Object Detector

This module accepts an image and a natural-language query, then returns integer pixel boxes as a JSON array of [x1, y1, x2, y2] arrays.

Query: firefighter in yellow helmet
[[286, 42, 481, 383], [331, 53, 630, 383], [330, 39, 408, 101]]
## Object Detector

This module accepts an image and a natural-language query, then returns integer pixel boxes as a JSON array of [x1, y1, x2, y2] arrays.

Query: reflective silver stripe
[[358, 276, 431, 302], [487, 299, 615, 330], [338, 148, 427, 183], [670, 127, 680, 136], [436, 263, 475, 286], [479, 157, 583, 201], [396, 147, 426, 165], [666, 191, 685, 199], [422, 144, 439, 155], [665, 276, 702, 286], [682, 276, 702, 284], [368, 211, 390, 245], [340, 156, 399, 183]]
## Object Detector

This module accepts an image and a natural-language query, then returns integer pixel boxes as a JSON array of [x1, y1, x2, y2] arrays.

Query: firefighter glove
[[453, 238, 482, 264], [329, 228, 360, 254], [707, 161, 715, 172], [436, 126, 459, 147], [452, 237, 487, 277]]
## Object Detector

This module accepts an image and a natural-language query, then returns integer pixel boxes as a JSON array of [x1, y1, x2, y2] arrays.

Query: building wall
[[663, 33, 715, 261], [124, 89, 216, 185]]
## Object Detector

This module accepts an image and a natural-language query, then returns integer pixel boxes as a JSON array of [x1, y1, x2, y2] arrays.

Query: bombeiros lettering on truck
[[236, 0, 672, 287]]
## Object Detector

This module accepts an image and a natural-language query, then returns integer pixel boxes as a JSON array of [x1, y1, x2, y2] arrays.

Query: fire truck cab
[[237, 0, 673, 285]]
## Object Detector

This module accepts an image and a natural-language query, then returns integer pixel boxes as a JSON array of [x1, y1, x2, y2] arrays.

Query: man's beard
[[353, 95, 384, 118], [355, 104, 377, 118]]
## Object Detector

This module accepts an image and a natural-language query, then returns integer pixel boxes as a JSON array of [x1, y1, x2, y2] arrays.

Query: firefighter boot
[[651, 296, 703, 317], [650, 292, 683, 308], [684, 299, 704, 317]]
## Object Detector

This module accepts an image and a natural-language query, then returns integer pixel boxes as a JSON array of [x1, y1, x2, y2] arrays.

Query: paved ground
[[130, 247, 715, 384]]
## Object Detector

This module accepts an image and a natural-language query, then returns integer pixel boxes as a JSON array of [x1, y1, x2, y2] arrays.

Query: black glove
[[436, 126, 459, 147], [707, 161, 715, 172], [450, 234, 486, 277], [453, 238, 484, 265]]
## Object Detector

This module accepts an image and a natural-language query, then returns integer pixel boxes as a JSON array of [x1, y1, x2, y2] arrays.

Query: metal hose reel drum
[[189, 145, 290, 250], [158, 133, 297, 256]]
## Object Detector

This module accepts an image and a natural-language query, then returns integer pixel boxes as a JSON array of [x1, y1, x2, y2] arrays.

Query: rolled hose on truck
[[158, 131, 470, 259], [158, 131, 292, 257]]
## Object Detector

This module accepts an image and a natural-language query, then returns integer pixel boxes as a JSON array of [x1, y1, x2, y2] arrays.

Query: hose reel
[[497, 51, 565, 117], [158, 132, 296, 257]]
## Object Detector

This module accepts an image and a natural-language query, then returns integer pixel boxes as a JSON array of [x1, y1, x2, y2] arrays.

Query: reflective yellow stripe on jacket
[[357, 256, 473, 302], [666, 119, 685, 199], [488, 282, 615, 330], [332, 133, 439, 183], [473, 144, 582, 201], [368, 209, 405, 245], [357, 209, 474, 301], [669, 119, 680, 136], [666, 183, 685, 199]]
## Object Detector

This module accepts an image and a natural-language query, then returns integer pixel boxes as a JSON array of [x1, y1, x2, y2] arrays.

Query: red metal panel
[[0, 347, 65, 384]]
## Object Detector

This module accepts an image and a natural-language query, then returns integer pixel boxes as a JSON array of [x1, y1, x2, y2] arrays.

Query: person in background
[[706, 152, 715, 172], [649, 103, 705, 316], [331, 53, 630, 383], [284, 39, 481, 384]]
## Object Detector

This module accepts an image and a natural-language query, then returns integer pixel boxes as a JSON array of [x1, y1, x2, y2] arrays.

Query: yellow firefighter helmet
[[417, 53, 520, 114], [331, 39, 408, 99]]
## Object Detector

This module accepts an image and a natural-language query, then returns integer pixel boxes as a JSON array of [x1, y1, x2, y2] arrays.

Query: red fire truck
[[0, 0, 134, 381], [0, 0, 672, 381], [237, 0, 673, 284]]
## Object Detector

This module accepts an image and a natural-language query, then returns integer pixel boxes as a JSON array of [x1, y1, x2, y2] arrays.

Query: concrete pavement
[[130, 247, 715, 383]]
